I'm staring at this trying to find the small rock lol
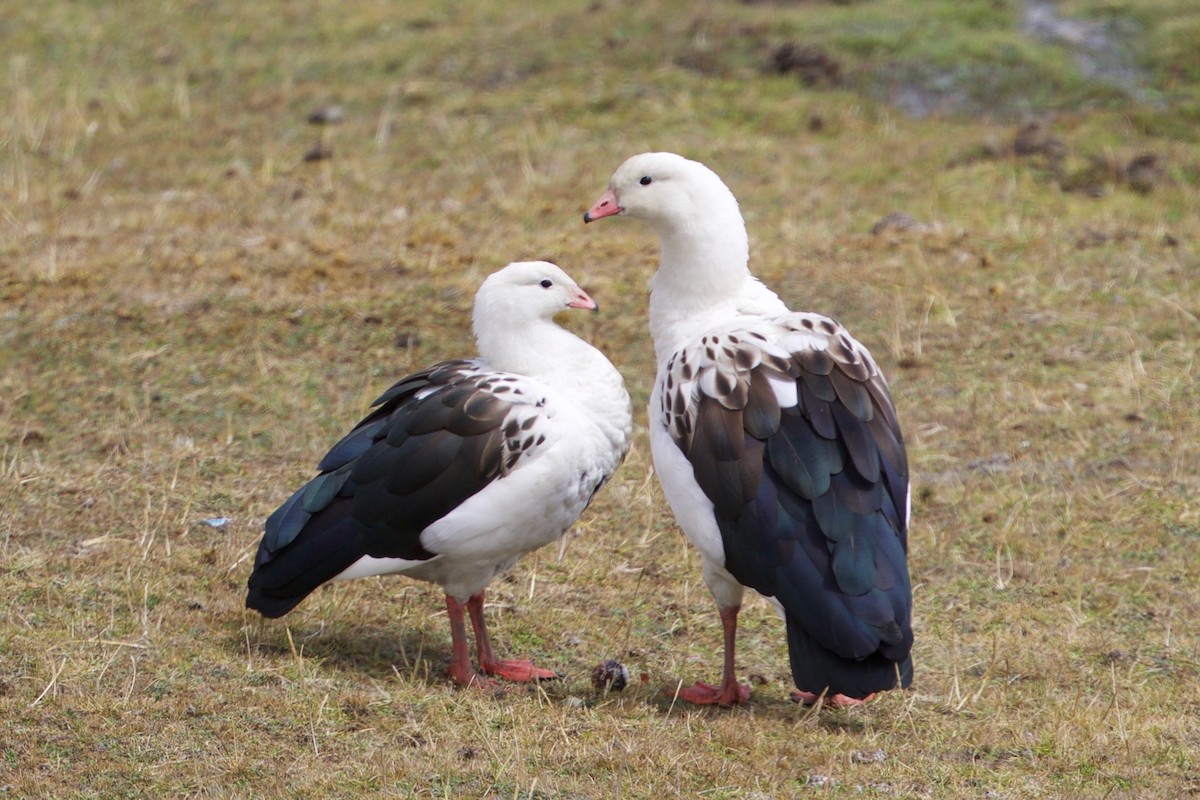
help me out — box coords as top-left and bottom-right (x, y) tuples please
(591, 659), (629, 692)
(303, 143), (333, 162)
(870, 212), (925, 235)
(196, 517), (230, 529)
(1008, 120), (1066, 166)
(307, 105), (345, 125)
(394, 331), (421, 349)
(1124, 152), (1165, 194)
(851, 748), (887, 764)
(1013, 119), (1050, 156)
(768, 43), (840, 86)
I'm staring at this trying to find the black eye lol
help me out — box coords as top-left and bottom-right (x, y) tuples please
(639, 176), (653, 186)
(539, 279), (553, 288)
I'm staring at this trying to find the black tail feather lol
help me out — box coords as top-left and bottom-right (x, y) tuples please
(246, 497), (365, 618)
(785, 613), (913, 699)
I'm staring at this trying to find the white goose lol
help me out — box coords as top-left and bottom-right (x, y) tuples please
(586, 154), (912, 706)
(247, 261), (632, 688)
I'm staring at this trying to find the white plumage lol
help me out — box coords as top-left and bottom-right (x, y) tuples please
(587, 153), (913, 706)
(247, 261), (632, 687)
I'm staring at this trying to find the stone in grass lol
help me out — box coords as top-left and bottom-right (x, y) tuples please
(303, 143), (333, 162)
(590, 659), (629, 692)
(803, 774), (833, 789)
(1125, 153), (1166, 195)
(851, 748), (887, 764)
(870, 212), (928, 235)
(394, 331), (422, 349)
(1013, 119), (1064, 161)
(307, 105), (345, 125)
(768, 43), (841, 87)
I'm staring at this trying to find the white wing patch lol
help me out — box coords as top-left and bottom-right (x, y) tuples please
(765, 370), (798, 408)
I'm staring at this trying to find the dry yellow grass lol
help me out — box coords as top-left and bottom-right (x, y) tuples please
(2, 2), (1198, 798)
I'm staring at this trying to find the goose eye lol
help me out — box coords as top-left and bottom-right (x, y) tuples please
(639, 176), (653, 186)
(539, 279), (553, 288)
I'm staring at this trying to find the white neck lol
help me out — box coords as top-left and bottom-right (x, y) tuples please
(476, 317), (631, 448)
(477, 316), (579, 379)
(646, 205), (784, 363)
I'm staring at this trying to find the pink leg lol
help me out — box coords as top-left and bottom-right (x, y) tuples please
(466, 592), (559, 683)
(791, 689), (877, 708)
(677, 606), (751, 706)
(444, 594), (492, 687)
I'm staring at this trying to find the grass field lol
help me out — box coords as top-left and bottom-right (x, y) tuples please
(3, 1), (1199, 797)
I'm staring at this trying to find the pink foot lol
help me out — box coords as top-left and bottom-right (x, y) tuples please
(460, 673), (505, 691)
(791, 689), (876, 707)
(482, 658), (560, 683)
(447, 664), (505, 692)
(676, 680), (751, 706)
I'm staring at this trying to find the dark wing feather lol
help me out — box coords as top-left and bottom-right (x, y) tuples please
(686, 417), (755, 520)
(829, 368), (873, 420)
(831, 401), (880, 484)
(666, 317), (912, 698)
(742, 373), (781, 439)
(766, 410), (831, 500)
(796, 347), (834, 376)
(247, 359), (532, 617)
(800, 380), (838, 440)
(801, 371), (837, 402)
(316, 417), (389, 472)
(247, 496), (364, 618)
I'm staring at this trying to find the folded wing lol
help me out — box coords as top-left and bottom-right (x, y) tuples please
(247, 359), (552, 617)
(660, 314), (913, 695)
